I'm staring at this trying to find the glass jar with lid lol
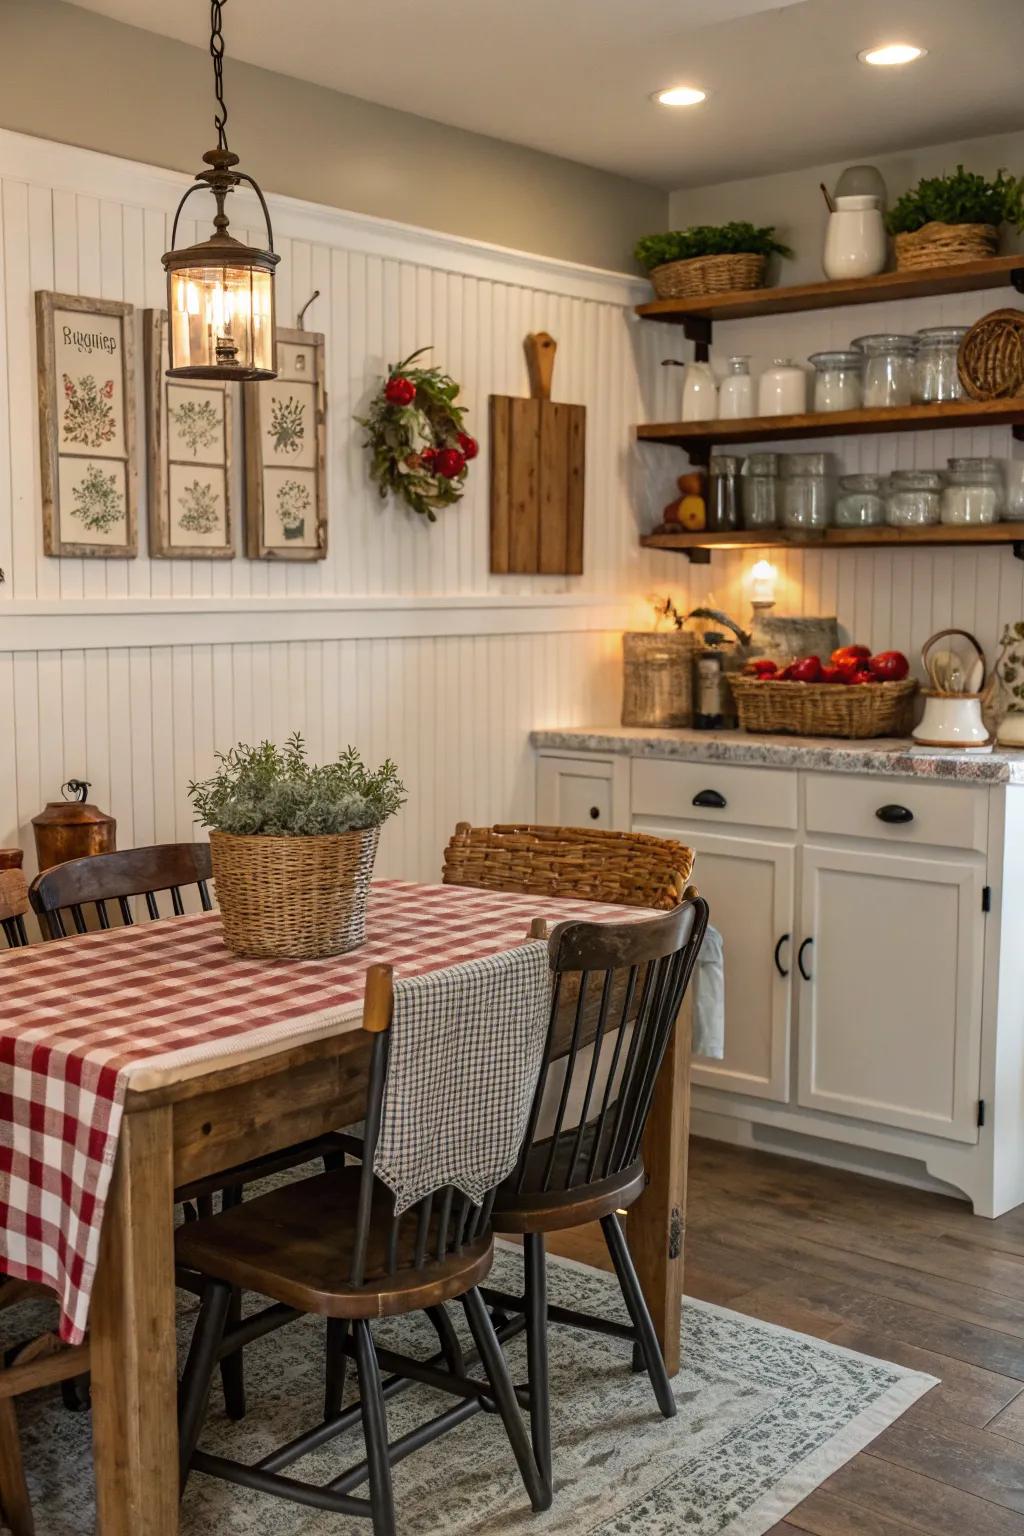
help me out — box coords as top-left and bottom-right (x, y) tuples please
(834, 473), (886, 527)
(718, 356), (755, 420)
(808, 351), (863, 413)
(707, 454), (742, 531)
(740, 451), (778, 528)
(779, 452), (833, 530)
(852, 333), (916, 408)
(914, 326), (969, 404)
(885, 469), (943, 526)
(941, 457), (1005, 525)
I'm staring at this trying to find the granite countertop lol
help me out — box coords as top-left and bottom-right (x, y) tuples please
(530, 725), (1024, 784)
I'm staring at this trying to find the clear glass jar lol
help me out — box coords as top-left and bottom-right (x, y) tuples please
(941, 457), (1005, 525)
(914, 326), (968, 403)
(779, 452), (832, 530)
(707, 454), (742, 531)
(852, 333), (916, 408)
(885, 469), (943, 526)
(718, 356), (754, 420)
(834, 473), (886, 527)
(740, 451), (778, 528)
(808, 350), (863, 412)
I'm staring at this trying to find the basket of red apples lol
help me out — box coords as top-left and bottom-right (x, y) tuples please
(728, 646), (916, 738)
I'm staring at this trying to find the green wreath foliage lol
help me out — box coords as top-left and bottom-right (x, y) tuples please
(356, 348), (474, 522)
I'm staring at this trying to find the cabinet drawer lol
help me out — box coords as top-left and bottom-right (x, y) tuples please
(632, 759), (797, 830)
(536, 755), (614, 828)
(804, 773), (988, 854)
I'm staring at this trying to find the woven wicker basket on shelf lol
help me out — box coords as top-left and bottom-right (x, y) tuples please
(442, 822), (694, 910)
(893, 221), (999, 271)
(649, 252), (766, 300)
(622, 631), (695, 728)
(209, 825), (380, 959)
(728, 677), (917, 740)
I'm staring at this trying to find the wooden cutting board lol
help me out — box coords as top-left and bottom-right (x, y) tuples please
(489, 333), (585, 575)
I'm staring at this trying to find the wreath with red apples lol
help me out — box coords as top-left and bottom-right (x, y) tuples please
(356, 348), (477, 522)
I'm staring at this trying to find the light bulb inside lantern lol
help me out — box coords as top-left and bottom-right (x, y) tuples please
(749, 560), (778, 607)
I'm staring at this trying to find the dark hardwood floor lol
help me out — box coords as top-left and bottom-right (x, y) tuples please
(553, 1137), (1024, 1536)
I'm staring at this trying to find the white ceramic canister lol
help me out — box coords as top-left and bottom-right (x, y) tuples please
(681, 360), (718, 422)
(822, 195), (887, 280)
(717, 356), (754, 420)
(757, 359), (806, 417)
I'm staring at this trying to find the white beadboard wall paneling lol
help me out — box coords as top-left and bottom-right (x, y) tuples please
(667, 282), (1024, 663)
(0, 128), (688, 873)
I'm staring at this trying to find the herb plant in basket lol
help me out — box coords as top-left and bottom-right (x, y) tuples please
(634, 222), (793, 301)
(887, 165), (1024, 270)
(189, 734), (406, 959)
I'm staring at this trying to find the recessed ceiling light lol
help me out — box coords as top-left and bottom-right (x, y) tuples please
(858, 42), (927, 66)
(653, 85), (708, 107)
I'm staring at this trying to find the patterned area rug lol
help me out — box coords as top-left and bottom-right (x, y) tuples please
(10, 1242), (935, 1535)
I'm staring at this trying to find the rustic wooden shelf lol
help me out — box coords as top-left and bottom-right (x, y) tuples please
(637, 397), (1024, 461)
(641, 522), (1024, 564)
(635, 254), (1024, 340)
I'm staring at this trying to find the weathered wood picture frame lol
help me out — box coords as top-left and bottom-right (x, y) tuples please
(244, 327), (327, 561)
(36, 290), (138, 559)
(144, 310), (234, 560)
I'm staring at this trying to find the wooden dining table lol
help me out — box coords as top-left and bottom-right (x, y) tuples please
(2, 880), (693, 1536)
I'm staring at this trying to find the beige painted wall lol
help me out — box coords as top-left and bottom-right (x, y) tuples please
(0, 0), (666, 271)
(669, 127), (1024, 284)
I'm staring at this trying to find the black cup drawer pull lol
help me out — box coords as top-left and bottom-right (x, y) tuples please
(589, 805), (601, 820)
(876, 804), (914, 825)
(797, 937), (814, 981)
(692, 789), (727, 809)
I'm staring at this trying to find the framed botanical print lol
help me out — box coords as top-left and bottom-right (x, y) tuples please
(244, 328), (327, 560)
(36, 291), (138, 558)
(144, 310), (234, 559)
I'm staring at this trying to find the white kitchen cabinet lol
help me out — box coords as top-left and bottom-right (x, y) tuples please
(535, 753), (628, 830)
(797, 844), (985, 1143)
(643, 824), (793, 1102)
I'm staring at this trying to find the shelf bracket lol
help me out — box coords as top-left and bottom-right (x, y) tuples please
(684, 547), (712, 564)
(682, 316), (712, 360)
(1013, 424), (1024, 443)
(1013, 542), (1024, 562)
(1011, 268), (1024, 295)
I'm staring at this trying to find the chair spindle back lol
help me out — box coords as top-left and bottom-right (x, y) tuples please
(29, 843), (213, 940)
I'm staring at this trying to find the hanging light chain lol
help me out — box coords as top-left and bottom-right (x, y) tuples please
(210, 0), (229, 151)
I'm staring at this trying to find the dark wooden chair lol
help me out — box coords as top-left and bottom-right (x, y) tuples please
(174, 961), (551, 1533)
(485, 897), (708, 1486)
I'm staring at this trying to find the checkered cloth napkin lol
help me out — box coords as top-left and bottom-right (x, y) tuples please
(374, 942), (551, 1214)
(0, 880), (648, 1343)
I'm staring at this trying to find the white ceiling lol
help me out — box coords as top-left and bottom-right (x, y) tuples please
(69, 0), (1023, 189)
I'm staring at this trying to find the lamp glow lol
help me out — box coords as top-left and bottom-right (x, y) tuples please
(858, 43), (926, 66)
(654, 85), (708, 107)
(749, 560), (778, 608)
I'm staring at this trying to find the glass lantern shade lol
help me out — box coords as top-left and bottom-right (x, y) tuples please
(165, 247), (277, 380)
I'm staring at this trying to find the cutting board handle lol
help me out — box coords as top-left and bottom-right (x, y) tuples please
(525, 332), (557, 402)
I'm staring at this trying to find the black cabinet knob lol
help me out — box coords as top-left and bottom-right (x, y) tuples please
(692, 789), (727, 809)
(876, 804), (914, 824)
(589, 805), (601, 820)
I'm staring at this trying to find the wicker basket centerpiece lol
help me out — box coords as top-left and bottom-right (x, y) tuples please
(887, 166), (1023, 272)
(188, 734), (406, 959)
(729, 676), (917, 739)
(635, 222), (792, 303)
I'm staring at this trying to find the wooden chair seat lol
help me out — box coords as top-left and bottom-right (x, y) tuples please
(493, 1135), (644, 1233)
(176, 1167), (494, 1320)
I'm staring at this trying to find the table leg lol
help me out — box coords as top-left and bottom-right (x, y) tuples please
(91, 1105), (179, 1535)
(629, 991), (693, 1377)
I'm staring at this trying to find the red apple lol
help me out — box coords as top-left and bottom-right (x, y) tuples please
(819, 665), (846, 684)
(746, 657), (779, 677)
(837, 654), (873, 681)
(832, 644), (871, 666)
(868, 650), (910, 682)
(790, 655), (823, 684)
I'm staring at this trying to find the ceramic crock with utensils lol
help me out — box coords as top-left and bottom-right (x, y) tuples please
(912, 629), (992, 748)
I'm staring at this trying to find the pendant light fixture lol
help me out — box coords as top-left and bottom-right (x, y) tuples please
(162, 1), (279, 380)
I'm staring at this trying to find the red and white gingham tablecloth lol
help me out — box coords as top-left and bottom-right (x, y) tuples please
(0, 879), (649, 1343)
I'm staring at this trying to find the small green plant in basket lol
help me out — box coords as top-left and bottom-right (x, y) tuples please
(188, 733), (406, 838)
(887, 166), (1024, 235)
(634, 222), (793, 272)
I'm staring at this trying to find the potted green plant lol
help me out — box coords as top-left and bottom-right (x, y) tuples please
(634, 222), (793, 301)
(188, 734), (406, 959)
(887, 165), (1024, 270)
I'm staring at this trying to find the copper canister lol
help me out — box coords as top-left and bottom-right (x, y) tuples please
(31, 780), (116, 872)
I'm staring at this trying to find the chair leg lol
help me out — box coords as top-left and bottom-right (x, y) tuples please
(0, 1399), (34, 1536)
(324, 1319), (350, 1419)
(600, 1213), (676, 1420)
(353, 1319), (396, 1536)
(426, 1305), (465, 1378)
(178, 1281), (232, 1491)
(217, 1186), (246, 1422)
(523, 1233), (552, 1488)
(462, 1288), (551, 1512)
